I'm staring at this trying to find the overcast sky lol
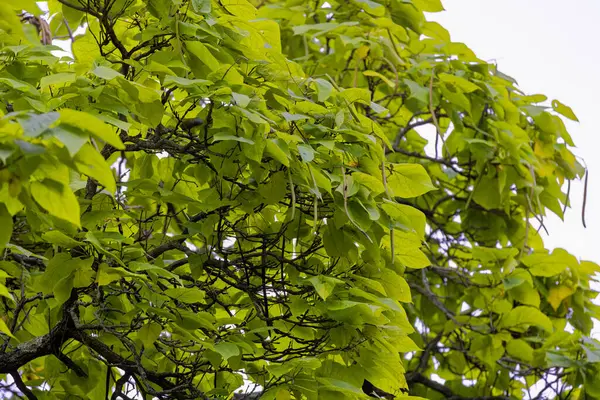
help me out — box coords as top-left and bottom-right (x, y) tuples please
(431, 0), (600, 266)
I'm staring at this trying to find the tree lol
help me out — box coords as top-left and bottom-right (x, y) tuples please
(0, 0), (597, 399)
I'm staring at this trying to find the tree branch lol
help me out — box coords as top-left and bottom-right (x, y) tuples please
(407, 372), (510, 400)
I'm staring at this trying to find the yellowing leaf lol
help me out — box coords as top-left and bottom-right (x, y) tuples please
(275, 389), (291, 400)
(355, 45), (370, 59)
(547, 285), (575, 311)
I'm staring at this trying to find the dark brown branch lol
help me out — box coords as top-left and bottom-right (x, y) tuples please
(407, 372), (510, 400)
(10, 370), (37, 400)
(54, 351), (88, 378)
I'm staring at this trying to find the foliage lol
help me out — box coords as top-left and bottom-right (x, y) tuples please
(0, 0), (598, 399)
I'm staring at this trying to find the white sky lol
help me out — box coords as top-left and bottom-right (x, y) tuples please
(431, 0), (600, 264)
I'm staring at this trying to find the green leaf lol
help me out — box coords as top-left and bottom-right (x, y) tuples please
(138, 322), (162, 348)
(396, 246), (430, 269)
(59, 110), (125, 150)
(266, 139), (290, 166)
(522, 248), (576, 277)
(307, 276), (341, 300)
(547, 285), (575, 311)
(0, 4), (25, 42)
(552, 99), (579, 121)
(164, 288), (205, 303)
(313, 78), (334, 102)
(0, 78), (38, 97)
(439, 73), (480, 93)
(92, 66), (123, 80)
(404, 79), (429, 103)
(395, 397), (429, 400)
(54, 273), (75, 304)
(212, 133), (254, 144)
(164, 75), (212, 87)
(73, 143), (117, 194)
(40, 73), (77, 88)
(41, 231), (83, 248)
(501, 306), (553, 333)
(412, 0), (444, 12)
(18, 112), (60, 137)
(379, 270), (412, 302)
(220, 0), (257, 17)
(214, 342), (240, 360)
(387, 163), (435, 198)
(0, 204), (12, 251)
(316, 378), (364, 396)
(50, 125), (89, 156)
(0, 282), (13, 302)
(85, 233), (126, 268)
(0, 317), (15, 339)
(232, 92), (251, 108)
(297, 144), (315, 163)
(506, 339), (534, 362)
(30, 179), (81, 227)
(282, 112), (309, 122)
(72, 27), (102, 67)
(185, 41), (220, 71)
(340, 88), (371, 105)
(351, 0), (385, 16)
(352, 172), (386, 196)
(422, 21), (450, 41)
(381, 202), (426, 237)
(191, 0), (211, 13)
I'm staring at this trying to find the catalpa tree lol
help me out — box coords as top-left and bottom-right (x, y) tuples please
(0, 0), (598, 399)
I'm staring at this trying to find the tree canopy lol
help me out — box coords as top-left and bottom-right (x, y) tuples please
(0, 0), (598, 399)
